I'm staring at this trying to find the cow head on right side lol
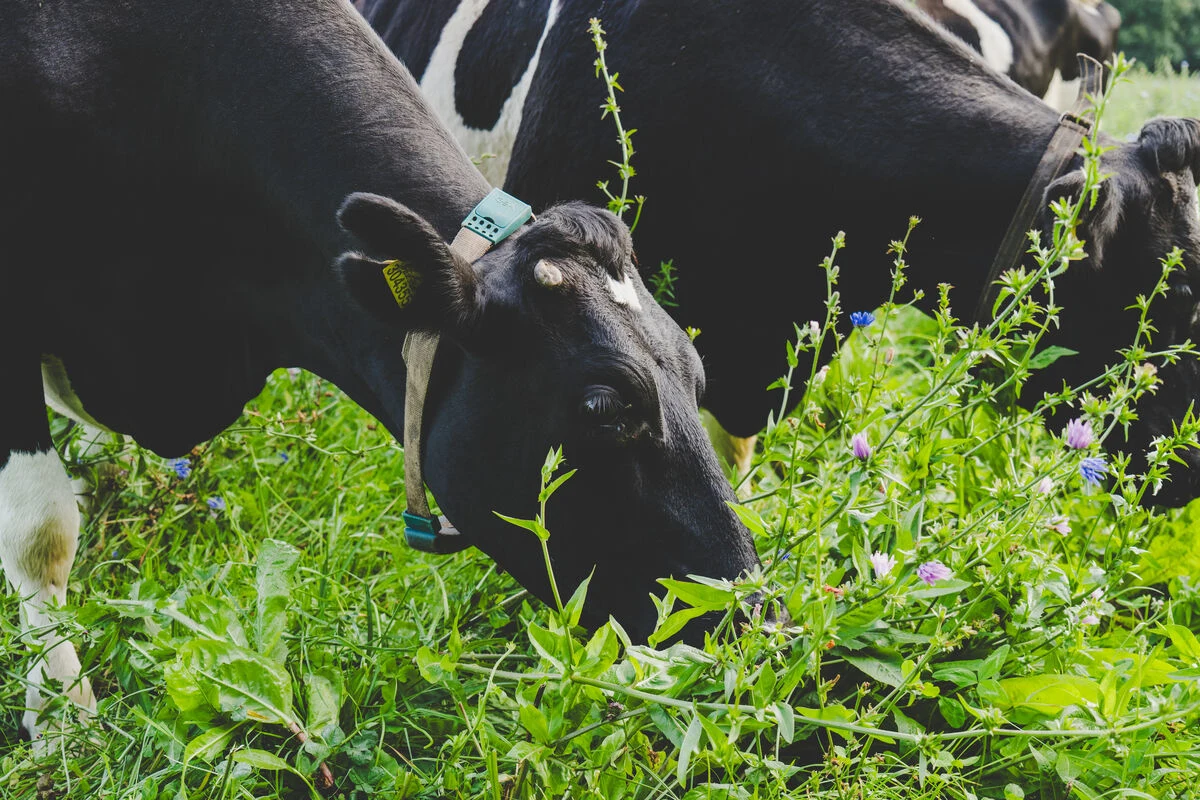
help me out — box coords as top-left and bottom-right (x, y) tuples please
(1033, 117), (1200, 505)
(334, 193), (762, 642)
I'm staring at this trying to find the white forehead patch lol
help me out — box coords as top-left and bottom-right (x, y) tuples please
(943, 0), (1014, 75)
(608, 274), (643, 311)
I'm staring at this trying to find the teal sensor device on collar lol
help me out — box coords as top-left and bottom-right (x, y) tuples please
(461, 188), (533, 244)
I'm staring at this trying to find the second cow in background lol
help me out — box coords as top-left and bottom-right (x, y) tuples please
(915, 0), (1122, 107)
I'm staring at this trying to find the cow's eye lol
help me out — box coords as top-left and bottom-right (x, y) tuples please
(580, 386), (624, 422)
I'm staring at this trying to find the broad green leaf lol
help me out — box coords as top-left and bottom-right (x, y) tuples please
(1161, 624), (1200, 661)
(933, 662), (981, 687)
(304, 665), (344, 735)
(527, 623), (567, 670)
(1080, 649), (1177, 686)
(796, 704), (860, 742)
(518, 700), (551, 744)
(978, 644), (1011, 681)
(908, 579), (971, 599)
(564, 571), (593, 628)
(648, 607), (707, 647)
(232, 748), (294, 772)
(1167, 666), (1200, 682)
(581, 622), (619, 676)
(939, 695), (967, 728)
(658, 578), (736, 611)
(165, 639), (296, 727)
(539, 468), (577, 504)
(892, 707), (923, 756)
(677, 713), (704, 785)
(255, 539), (300, 666)
(1027, 345), (1077, 370)
(994, 674), (1100, 715)
(773, 702), (795, 744)
(415, 647), (457, 685)
(751, 663), (777, 709)
(493, 512), (549, 541)
(183, 595), (248, 647)
(842, 652), (905, 688)
(183, 723), (240, 767)
(728, 503), (767, 537)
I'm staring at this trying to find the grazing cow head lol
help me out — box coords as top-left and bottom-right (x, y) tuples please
(1034, 118), (1200, 504)
(335, 193), (761, 641)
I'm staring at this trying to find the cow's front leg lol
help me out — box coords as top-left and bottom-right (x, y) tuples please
(1, 357), (94, 749)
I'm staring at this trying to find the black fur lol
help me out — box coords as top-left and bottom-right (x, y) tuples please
(3, 0), (759, 642)
(368, 0), (1200, 505)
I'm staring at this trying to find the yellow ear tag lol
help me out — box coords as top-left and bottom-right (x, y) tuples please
(382, 260), (422, 308)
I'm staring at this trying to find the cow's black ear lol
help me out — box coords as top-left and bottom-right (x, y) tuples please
(335, 192), (481, 333)
(1137, 117), (1200, 184)
(1044, 169), (1123, 269)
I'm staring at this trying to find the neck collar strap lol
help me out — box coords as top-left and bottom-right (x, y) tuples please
(401, 189), (533, 554)
(972, 54), (1104, 324)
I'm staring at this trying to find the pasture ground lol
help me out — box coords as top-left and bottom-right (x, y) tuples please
(3, 64), (1200, 799)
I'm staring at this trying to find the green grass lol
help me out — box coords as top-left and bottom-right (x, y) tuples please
(5, 62), (1200, 800)
(1103, 61), (1200, 138)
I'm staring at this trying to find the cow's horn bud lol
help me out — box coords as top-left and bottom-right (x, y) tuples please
(534, 260), (564, 288)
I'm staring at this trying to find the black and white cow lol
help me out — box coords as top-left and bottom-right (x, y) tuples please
(914, 0), (1122, 108)
(1, 0), (760, 744)
(364, 0), (1200, 500)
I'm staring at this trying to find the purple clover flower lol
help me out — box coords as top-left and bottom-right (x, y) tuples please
(1046, 515), (1071, 535)
(917, 560), (953, 586)
(1079, 456), (1107, 486)
(1064, 418), (1094, 450)
(851, 432), (872, 461)
(206, 496), (226, 512)
(869, 551), (897, 580)
(850, 311), (875, 328)
(168, 458), (191, 480)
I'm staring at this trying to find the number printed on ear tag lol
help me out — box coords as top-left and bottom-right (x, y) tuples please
(382, 260), (422, 308)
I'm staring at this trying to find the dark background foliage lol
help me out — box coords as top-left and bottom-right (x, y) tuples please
(1111, 0), (1200, 69)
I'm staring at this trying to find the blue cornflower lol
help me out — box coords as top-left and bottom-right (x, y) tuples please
(206, 496), (226, 511)
(850, 311), (875, 328)
(1079, 456), (1107, 486)
(849, 309), (878, 328)
(168, 458), (191, 480)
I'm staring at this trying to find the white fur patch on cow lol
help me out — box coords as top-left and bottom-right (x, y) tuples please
(608, 274), (643, 311)
(1043, 69), (1082, 113)
(420, 0), (562, 187)
(0, 450), (95, 745)
(944, 0), (1015, 75)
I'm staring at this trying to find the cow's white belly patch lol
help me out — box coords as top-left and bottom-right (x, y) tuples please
(421, 0), (562, 188)
(944, 0), (1015, 75)
(42, 356), (108, 431)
